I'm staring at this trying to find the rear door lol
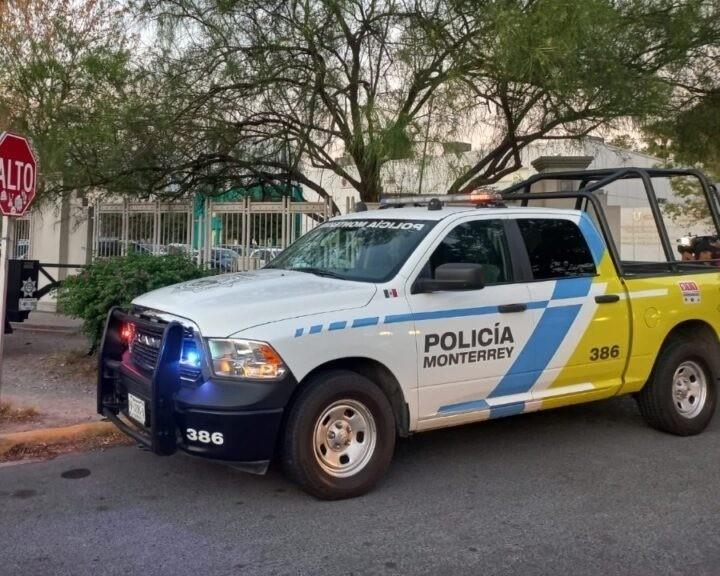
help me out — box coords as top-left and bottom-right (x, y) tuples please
(516, 215), (630, 409)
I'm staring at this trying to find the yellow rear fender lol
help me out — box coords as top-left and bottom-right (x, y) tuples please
(623, 318), (720, 395)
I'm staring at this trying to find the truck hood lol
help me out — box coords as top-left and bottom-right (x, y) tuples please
(132, 269), (377, 337)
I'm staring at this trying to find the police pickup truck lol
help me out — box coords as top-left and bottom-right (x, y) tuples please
(98, 168), (720, 499)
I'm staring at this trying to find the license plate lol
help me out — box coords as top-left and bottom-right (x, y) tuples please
(127, 393), (146, 425)
(18, 298), (37, 311)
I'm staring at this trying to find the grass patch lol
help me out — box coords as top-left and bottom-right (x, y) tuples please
(0, 429), (133, 463)
(0, 401), (39, 424)
(46, 349), (97, 382)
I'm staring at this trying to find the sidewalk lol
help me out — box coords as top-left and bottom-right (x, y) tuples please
(10, 310), (83, 333)
(0, 320), (133, 461)
(1, 326), (98, 434)
(0, 312), (136, 460)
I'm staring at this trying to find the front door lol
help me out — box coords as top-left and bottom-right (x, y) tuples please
(405, 217), (536, 426)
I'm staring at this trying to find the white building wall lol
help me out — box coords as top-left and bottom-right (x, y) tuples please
(26, 197), (89, 311)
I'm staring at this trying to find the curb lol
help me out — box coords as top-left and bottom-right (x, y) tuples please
(0, 421), (117, 457)
(10, 323), (82, 335)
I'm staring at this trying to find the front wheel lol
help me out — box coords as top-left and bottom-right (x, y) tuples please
(637, 338), (718, 436)
(281, 370), (396, 500)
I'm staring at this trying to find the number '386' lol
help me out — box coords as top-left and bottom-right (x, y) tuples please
(589, 345), (620, 361)
(186, 428), (224, 445)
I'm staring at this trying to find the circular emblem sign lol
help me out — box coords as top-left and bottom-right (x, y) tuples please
(0, 132), (38, 217)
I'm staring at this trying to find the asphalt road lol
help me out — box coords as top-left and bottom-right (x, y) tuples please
(1, 396), (719, 576)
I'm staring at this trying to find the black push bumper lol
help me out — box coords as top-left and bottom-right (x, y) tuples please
(97, 308), (294, 469)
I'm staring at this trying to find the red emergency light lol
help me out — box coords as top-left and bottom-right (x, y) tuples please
(120, 322), (135, 346)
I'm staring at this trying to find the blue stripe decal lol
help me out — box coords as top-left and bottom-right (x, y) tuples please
(438, 399), (489, 414)
(530, 304), (583, 369)
(488, 304), (583, 401)
(296, 295), (594, 338)
(385, 305), (498, 324)
(352, 317), (379, 328)
(437, 398), (527, 418)
(385, 300), (549, 325)
(439, 304), (584, 415)
(578, 212), (606, 265)
(551, 276), (593, 300)
(487, 347), (537, 399)
(488, 401), (527, 419)
(296, 278), (595, 337)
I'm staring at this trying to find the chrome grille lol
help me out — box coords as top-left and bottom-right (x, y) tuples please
(128, 320), (202, 384)
(130, 323), (164, 373)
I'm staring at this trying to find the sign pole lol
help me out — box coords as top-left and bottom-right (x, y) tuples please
(0, 215), (15, 402)
(0, 131), (37, 404)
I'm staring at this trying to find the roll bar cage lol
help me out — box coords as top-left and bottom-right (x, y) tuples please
(378, 167), (720, 277)
(499, 167), (720, 276)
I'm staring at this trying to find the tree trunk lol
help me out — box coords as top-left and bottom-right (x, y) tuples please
(357, 159), (383, 203)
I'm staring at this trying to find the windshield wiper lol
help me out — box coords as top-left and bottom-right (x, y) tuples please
(289, 267), (346, 279)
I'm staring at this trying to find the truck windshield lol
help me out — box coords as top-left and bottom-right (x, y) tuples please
(267, 219), (435, 282)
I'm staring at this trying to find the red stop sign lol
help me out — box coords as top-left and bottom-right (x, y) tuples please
(0, 132), (37, 217)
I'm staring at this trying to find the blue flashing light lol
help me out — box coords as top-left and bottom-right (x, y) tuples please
(183, 350), (201, 367)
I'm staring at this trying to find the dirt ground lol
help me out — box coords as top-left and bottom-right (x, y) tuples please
(0, 328), (99, 434)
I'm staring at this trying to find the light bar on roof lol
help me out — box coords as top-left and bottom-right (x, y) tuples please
(379, 188), (504, 207)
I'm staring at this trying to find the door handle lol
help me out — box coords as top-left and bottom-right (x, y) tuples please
(595, 294), (620, 304)
(498, 303), (527, 313)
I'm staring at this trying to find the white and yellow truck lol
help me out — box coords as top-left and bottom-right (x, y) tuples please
(98, 168), (720, 499)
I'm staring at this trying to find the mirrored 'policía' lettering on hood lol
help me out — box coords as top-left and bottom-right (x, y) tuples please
(132, 269), (377, 337)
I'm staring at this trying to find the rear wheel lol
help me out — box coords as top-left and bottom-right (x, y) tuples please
(281, 370), (396, 500)
(637, 338), (717, 436)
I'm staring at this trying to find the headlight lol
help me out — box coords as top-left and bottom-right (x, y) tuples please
(207, 339), (287, 380)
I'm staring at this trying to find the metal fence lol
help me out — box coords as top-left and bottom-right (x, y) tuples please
(13, 216), (31, 259)
(0, 215), (31, 259)
(93, 197), (335, 272)
(94, 201), (193, 258)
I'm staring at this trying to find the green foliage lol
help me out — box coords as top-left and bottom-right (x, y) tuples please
(2, 0), (719, 204)
(643, 50), (720, 224)
(608, 134), (644, 153)
(660, 175), (713, 224)
(136, 0), (720, 201)
(56, 253), (208, 347)
(0, 1), (143, 203)
(646, 92), (720, 179)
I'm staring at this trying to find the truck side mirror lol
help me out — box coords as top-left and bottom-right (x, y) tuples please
(412, 263), (485, 294)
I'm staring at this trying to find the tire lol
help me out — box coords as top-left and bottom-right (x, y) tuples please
(281, 370), (396, 500)
(637, 337), (718, 436)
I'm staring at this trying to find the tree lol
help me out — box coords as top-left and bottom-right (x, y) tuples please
(0, 0), (140, 203)
(135, 0), (720, 202)
(645, 47), (720, 178)
(642, 42), (720, 224)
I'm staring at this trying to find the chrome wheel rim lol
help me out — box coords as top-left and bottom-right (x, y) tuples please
(673, 360), (708, 419)
(313, 399), (376, 478)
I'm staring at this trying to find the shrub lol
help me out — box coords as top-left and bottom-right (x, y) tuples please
(56, 253), (208, 348)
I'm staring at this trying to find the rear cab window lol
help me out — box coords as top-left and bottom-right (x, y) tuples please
(517, 219), (597, 280)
